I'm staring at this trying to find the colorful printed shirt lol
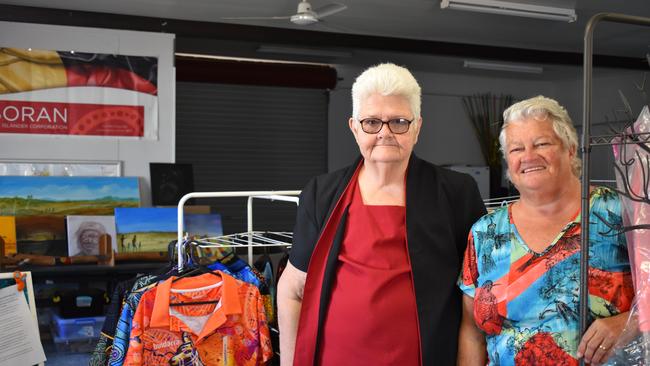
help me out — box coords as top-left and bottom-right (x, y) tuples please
(207, 259), (262, 290)
(208, 257), (274, 323)
(108, 275), (159, 366)
(90, 279), (132, 366)
(459, 187), (634, 365)
(123, 271), (272, 366)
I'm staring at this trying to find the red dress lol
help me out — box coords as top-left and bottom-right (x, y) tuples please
(318, 182), (421, 365)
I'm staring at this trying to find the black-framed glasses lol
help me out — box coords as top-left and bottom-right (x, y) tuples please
(358, 118), (413, 134)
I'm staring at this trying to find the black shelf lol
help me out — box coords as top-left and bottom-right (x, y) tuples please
(5, 262), (168, 279)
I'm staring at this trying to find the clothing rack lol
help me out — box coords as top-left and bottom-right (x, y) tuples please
(483, 195), (519, 210)
(580, 12), (650, 362)
(176, 190), (300, 271)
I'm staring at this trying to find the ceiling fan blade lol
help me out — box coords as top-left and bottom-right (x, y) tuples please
(221, 15), (292, 20)
(313, 3), (347, 18)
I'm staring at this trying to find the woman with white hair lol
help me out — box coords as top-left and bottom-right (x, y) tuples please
(278, 63), (486, 365)
(458, 96), (634, 365)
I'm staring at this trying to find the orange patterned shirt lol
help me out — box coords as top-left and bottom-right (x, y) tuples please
(123, 271), (272, 366)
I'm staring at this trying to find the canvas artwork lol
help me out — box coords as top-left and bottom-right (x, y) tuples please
(0, 216), (16, 254)
(15, 216), (67, 256)
(66, 216), (116, 256)
(150, 163), (194, 206)
(114, 207), (176, 253)
(0, 176), (140, 216)
(185, 214), (223, 239)
(184, 213), (226, 262)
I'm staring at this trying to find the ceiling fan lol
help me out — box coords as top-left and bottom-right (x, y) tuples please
(222, 0), (347, 26)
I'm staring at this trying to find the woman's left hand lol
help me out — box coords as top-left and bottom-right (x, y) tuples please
(577, 311), (629, 365)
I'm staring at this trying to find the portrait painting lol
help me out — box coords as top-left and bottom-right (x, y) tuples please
(66, 215), (116, 256)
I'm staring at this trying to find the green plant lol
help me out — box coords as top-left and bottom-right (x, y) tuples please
(462, 93), (515, 167)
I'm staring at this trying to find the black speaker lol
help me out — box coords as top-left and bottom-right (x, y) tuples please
(150, 163), (195, 206)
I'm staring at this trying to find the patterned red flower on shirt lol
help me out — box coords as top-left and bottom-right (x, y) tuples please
(515, 332), (576, 366)
(462, 233), (479, 287)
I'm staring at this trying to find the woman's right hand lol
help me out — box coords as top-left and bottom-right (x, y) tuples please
(277, 261), (307, 366)
(577, 311), (629, 365)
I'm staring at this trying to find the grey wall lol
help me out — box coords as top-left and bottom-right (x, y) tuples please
(328, 61), (649, 189)
(1, 19), (645, 195)
(328, 63), (557, 172)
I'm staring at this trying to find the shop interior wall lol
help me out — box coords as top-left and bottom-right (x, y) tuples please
(328, 63), (557, 172)
(329, 61), (648, 189)
(0, 21), (175, 206)
(1, 19), (645, 202)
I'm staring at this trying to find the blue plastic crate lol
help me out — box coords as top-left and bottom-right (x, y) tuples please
(51, 313), (105, 341)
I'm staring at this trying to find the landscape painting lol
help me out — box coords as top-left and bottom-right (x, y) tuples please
(185, 213), (226, 261)
(15, 215), (67, 256)
(185, 214), (223, 239)
(0, 216), (16, 254)
(114, 207), (176, 252)
(0, 176), (140, 216)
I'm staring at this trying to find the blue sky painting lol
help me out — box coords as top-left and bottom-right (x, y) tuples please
(0, 176), (140, 216)
(115, 209), (223, 236)
(186, 214), (223, 237)
(115, 207), (177, 233)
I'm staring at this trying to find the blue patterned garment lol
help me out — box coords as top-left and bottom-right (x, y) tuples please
(207, 257), (262, 289)
(107, 275), (157, 366)
(458, 187), (634, 366)
(89, 280), (132, 366)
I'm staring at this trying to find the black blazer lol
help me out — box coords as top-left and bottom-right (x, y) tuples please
(290, 154), (486, 366)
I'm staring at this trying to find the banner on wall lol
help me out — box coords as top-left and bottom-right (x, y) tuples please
(0, 48), (158, 138)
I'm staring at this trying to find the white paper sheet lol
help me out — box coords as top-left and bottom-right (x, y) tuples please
(0, 284), (46, 366)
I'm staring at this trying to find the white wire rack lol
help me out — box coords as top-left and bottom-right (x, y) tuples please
(483, 195), (520, 210)
(176, 191), (301, 271)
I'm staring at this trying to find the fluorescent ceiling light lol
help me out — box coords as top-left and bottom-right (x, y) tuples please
(257, 45), (353, 58)
(441, 0), (577, 22)
(464, 60), (544, 74)
(174, 52), (330, 66)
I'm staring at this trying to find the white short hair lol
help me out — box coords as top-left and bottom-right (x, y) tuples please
(500, 95), (582, 177)
(351, 63), (421, 121)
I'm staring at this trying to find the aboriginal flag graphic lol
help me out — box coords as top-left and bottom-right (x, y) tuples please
(0, 48), (158, 137)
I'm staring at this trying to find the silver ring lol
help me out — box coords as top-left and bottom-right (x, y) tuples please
(599, 345), (608, 350)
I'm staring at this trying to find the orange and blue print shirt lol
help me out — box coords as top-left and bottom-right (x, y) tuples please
(123, 271), (272, 366)
(459, 187), (634, 365)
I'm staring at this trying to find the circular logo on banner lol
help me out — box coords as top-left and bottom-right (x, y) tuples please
(71, 107), (143, 136)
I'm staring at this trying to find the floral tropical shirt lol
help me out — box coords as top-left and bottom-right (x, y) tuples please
(459, 187), (634, 365)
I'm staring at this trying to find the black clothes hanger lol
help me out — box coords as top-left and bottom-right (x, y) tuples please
(172, 264), (220, 282)
(169, 265), (223, 307)
(184, 238), (238, 268)
(217, 249), (238, 266)
(169, 299), (221, 307)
